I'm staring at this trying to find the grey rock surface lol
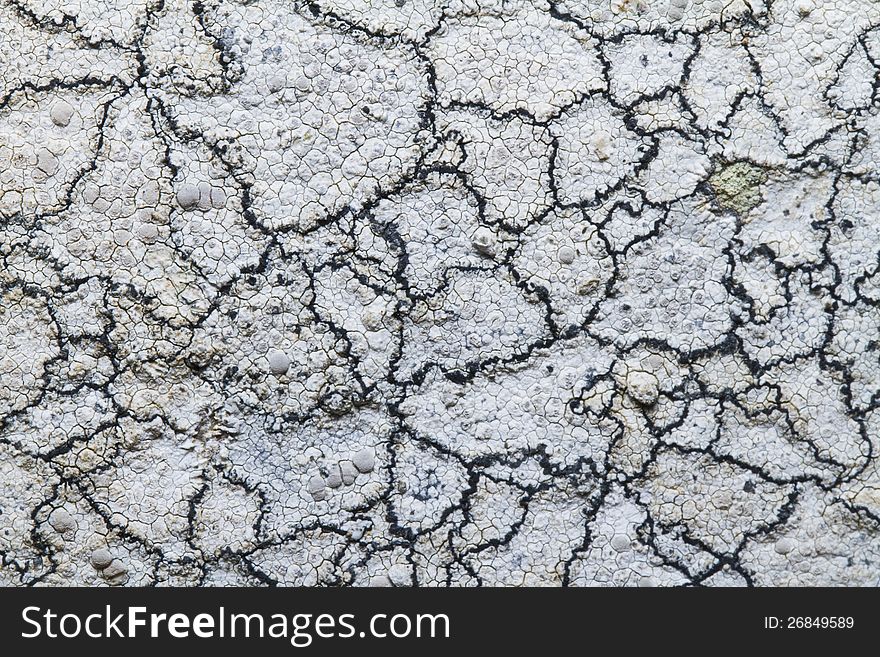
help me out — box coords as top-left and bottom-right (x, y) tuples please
(0, 0), (879, 587)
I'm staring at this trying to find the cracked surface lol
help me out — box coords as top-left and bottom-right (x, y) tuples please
(1, 0), (880, 587)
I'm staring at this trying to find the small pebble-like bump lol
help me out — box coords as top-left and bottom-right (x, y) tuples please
(137, 223), (160, 243)
(610, 534), (631, 552)
(352, 448), (376, 473)
(267, 349), (290, 375)
(325, 464), (343, 489)
(175, 184), (200, 210)
(307, 475), (327, 501)
(667, 0), (688, 21)
(592, 131), (612, 160)
(50, 100), (74, 127)
(626, 370), (660, 406)
(340, 460), (358, 485)
(0, 0), (871, 590)
(36, 148), (59, 175)
(558, 246), (576, 264)
(210, 187), (226, 208)
(795, 0), (813, 17)
(362, 308), (384, 332)
(576, 273), (600, 295)
(472, 227), (496, 257)
(48, 508), (76, 534)
(90, 548), (113, 570)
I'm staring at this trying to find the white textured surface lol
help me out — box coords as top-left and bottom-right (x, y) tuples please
(1, 0), (879, 586)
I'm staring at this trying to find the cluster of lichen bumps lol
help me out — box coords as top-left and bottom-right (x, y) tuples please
(1, 0), (879, 587)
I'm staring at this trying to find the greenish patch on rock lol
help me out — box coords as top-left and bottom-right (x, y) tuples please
(709, 161), (768, 215)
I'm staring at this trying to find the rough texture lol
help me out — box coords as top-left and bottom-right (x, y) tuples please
(1, 0), (879, 587)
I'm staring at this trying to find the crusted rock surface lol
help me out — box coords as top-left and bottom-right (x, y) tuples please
(1, 0), (879, 586)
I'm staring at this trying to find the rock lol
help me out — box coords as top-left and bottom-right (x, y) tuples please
(102, 559), (129, 585)
(50, 100), (74, 127)
(90, 548), (113, 570)
(667, 0), (688, 22)
(324, 391), (352, 416)
(352, 448), (376, 473)
(267, 74), (286, 93)
(361, 307), (385, 332)
(339, 460), (358, 485)
(795, 0), (813, 17)
(137, 222), (160, 243)
(307, 475), (327, 501)
(592, 130), (612, 160)
(197, 182), (226, 210)
(472, 227), (496, 257)
(388, 564), (411, 586)
(175, 184), (200, 210)
(557, 246), (576, 264)
(267, 348), (290, 375)
(369, 574), (392, 587)
(626, 369), (660, 406)
(325, 465), (343, 489)
(48, 508), (77, 534)
(610, 534), (631, 552)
